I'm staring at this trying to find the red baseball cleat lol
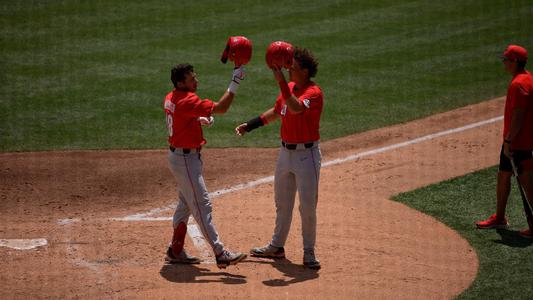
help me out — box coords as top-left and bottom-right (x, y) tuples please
(476, 214), (509, 229)
(519, 228), (532, 239)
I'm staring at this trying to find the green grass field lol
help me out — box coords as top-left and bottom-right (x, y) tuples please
(2, 1), (533, 297)
(1, 0), (532, 151)
(394, 167), (533, 299)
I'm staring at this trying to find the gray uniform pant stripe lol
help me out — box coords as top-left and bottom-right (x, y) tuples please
(167, 150), (224, 255)
(271, 145), (321, 250)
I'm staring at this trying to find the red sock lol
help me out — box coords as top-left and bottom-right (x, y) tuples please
(171, 222), (187, 255)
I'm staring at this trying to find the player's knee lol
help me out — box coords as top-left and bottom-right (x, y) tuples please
(275, 202), (291, 213)
(498, 170), (513, 180)
(299, 201), (317, 213)
(299, 207), (317, 223)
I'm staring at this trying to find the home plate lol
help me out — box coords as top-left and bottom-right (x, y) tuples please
(0, 239), (48, 250)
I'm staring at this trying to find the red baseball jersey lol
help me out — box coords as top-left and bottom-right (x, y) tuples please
(503, 70), (533, 150)
(163, 89), (215, 149)
(274, 81), (323, 143)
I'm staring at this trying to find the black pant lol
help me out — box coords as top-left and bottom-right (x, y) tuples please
(499, 145), (533, 174)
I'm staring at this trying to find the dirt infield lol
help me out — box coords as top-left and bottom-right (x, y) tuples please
(0, 97), (504, 299)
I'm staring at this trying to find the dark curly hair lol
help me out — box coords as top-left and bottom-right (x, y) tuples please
(294, 47), (318, 78)
(171, 63), (194, 88)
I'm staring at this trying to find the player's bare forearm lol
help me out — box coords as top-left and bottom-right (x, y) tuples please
(212, 91), (235, 114)
(285, 95), (304, 114)
(262, 107), (280, 123)
(506, 108), (526, 142)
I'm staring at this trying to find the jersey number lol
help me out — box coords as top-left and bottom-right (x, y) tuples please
(166, 114), (173, 137)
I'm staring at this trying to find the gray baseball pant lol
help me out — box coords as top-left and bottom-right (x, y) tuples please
(271, 143), (321, 251)
(167, 149), (224, 256)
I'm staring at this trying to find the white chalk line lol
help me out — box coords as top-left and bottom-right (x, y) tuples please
(61, 221), (103, 274)
(109, 176), (276, 222)
(0, 237), (102, 272)
(322, 115), (503, 167)
(57, 217), (81, 225)
(0, 239), (48, 250)
(112, 115), (503, 263)
(187, 218), (214, 264)
(109, 206), (175, 222)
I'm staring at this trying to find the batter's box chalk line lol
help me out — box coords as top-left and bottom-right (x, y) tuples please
(57, 217), (82, 225)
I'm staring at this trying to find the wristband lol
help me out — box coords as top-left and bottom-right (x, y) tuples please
(259, 114), (269, 125)
(245, 116), (265, 132)
(227, 81), (239, 94)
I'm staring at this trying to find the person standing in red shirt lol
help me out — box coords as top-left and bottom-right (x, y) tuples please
(235, 47), (324, 269)
(163, 63), (247, 268)
(476, 45), (533, 238)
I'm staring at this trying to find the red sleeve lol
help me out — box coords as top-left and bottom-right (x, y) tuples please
(176, 94), (215, 117)
(512, 81), (530, 109)
(297, 87), (323, 110)
(163, 92), (173, 113)
(273, 94), (284, 116)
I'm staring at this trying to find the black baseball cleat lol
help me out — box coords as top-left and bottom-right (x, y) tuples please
(165, 247), (201, 264)
(215, 250), (247, 269)
(303, 248), (321, 270)
(303, 260), (321, 270)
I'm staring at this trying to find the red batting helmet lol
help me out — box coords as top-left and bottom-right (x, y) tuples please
(265, 41), (294, 69)
(220, 36), (253, 67)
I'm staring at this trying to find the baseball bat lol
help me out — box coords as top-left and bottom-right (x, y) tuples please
(509, 158), (533, 232)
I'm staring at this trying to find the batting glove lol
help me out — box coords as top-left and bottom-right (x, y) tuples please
(198, 116), (214, 127)
(227, 65), (245, 94)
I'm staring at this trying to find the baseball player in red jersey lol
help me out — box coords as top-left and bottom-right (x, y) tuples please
(235, 47), (323, 269)
(476, 45), (533, 238)
(163, 63), (247, 268)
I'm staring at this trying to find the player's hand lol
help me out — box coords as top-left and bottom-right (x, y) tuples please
(232, 65), (245, 84)
(227, 65), (245, 95)
(235, 123), (248, 136)
(503, 142), (512, 158)
(271, 66), (285, 83)
(198, 116), (214, 127)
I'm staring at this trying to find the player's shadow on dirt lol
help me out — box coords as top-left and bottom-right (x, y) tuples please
(494, 228), (533, 248)
(248, 257), (319, 286)
(160, 263), (247, 284)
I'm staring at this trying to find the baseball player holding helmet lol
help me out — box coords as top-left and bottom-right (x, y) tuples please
(235, 42), (323, 269)
(476, 44), (533, 238)
(163, 36), (252, 268)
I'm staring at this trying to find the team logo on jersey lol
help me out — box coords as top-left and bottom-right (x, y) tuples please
(303, 99), (310, 108)
(164, 100), (175, 113)
(281, 104), (287, 116)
